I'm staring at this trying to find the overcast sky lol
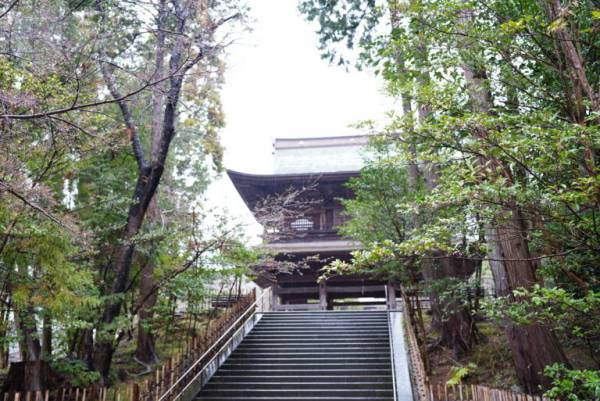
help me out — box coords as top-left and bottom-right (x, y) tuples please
(204, 1), (393, 239)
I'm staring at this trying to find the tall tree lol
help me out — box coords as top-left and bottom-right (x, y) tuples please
(0, 0), (246, 384)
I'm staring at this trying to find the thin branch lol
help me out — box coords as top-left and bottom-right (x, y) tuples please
(99, 58), (147, 169)
(0, 180), (75, 233)
(0, 0), (19, 20)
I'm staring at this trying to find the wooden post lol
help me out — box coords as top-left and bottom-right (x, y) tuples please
(131, 384), (139, 401)
(387, 281), (397, 310)
(319, 282), (327, 310)
(271, 285), (280, 311)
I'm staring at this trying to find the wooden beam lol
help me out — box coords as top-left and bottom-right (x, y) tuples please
(277, 286), (319, 295)
(326, 285), (386, 295)
(274, 303), (322, 311)
(333, 300), (387, 306)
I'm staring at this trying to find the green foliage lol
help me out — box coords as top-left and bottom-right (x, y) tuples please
(298, 0), (383, 67)
(51, 360), (101, 387)
(447, 362), (478, 386)
(335, 145), (414, 279)
(485, 286), (600, 365)
(544, 364), (600, 401)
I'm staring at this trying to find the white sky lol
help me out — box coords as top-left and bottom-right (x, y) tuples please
(204, 1), (393, 240)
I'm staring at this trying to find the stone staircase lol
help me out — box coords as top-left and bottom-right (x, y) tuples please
(195, 310), (395, 401)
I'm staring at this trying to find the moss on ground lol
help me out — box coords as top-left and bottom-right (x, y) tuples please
(427, 321), (520, 390)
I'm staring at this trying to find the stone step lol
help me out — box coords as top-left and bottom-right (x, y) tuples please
(254, 321), (388, 327)
(259, 311), (388, 315)
(240, 338), (389, 344)
(235, 342), (390, 349)
(258, 315), (388, 320)
(225, 356), (392, 364)
(231, 351), (391, 358)
(198, 389), (394, 398)
(257, 318), (388, 324)
(246, 330), (389, 340)
(215, 368), (393, 376)
(240, 341), (389, 347)
(221, 362), (392, 370)
(196, 397), (394, 401)
(209, 375), (393, 383)
(250, 328), (389, 335)
(202, 381), (392, 390)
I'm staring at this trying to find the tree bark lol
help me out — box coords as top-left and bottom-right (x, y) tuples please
(75, 328), (95, 369)
(41, 312), (51, 360)
(135, 263), (159, 364)
(15, 305), (41, 361)
(0, 296), (10, 369)
(93, 165), (165, 382)
(489, 205), (570, 393)
(134, 2), (166, 363)
(421, 254), (478, 357)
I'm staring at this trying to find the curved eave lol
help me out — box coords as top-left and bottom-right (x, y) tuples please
(227, 169), (360, 183)
(227, 169), (360, 209)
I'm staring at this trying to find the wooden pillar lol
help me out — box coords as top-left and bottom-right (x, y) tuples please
(387, 281), (397, 310)
(271, 285), (280, 311)
(319, 283), (327, 310)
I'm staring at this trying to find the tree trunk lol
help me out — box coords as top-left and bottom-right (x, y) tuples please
(135, 263), (159, 364)
(75, 328), (95, 369)
(439, 256), (479, 356)
(93, 165), (164, 382)
(489, 206), (570, 393)
(456, 3), (571, 391)
(422, 254), (478, 357)
(15, 305), (41, 362)
(0, 299), (9, 369)
(41, 312), (52, 360)
(134, 1), (166, 365)
(93, 64), (186, 381)
(12, 265), (40, 362)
